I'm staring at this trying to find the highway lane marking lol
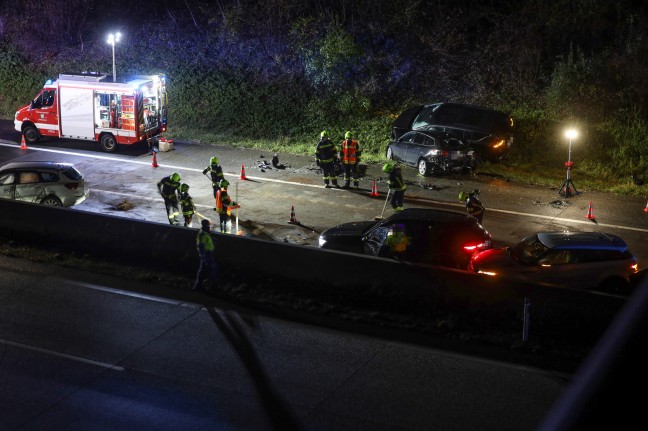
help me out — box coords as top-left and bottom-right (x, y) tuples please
(0, 141), (326, 189)
(0, 339), (125, 371)
(56, 278), (204, 309)
(3, 141), (648, 233)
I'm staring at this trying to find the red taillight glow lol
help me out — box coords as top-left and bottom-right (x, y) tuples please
(631, 263), (639, 273)
(65, 182), (79, 190)
(463, 241), (490, 254)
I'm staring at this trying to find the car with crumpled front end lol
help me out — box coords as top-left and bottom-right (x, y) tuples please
(385, 129), (475, 176)
(0, 161), (89, 207)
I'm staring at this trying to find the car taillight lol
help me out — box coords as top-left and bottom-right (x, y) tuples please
(65, 182), (79, 190)
(431, 149), (449, 157)
(631, 263), (639, 273)
(492, 140), (505, 149)
(463, 240), (490, 254)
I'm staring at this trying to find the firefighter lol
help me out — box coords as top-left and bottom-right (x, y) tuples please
(203, 156), (225, 209)
(382, 162), (406, 211)
(157, 172), (181, 225)
(179, 183), (196, 227)
(193, 219), (218, 291)
(315, 130), (339, 188)
(339, 131), (361, 188)
(215, 179), (237, 233)
(466, 189), (485, 224)
(384, 223), (411, 259)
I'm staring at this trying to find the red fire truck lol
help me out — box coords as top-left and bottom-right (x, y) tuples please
(14, 73), (168, 152)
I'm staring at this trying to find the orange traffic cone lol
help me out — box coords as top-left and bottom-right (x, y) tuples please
(644, 201), (648, 213)
(288, 205), (298, 224)
(20, 135), (28, 150)
(369, 179), (380, 197)
(240, 164), (248, 180)
(586, 201), (595, 220)
(151, 152), (158, 168)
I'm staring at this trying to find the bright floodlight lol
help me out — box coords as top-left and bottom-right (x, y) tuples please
(107, 32), (122, 82)
(565, 129), (578, 140)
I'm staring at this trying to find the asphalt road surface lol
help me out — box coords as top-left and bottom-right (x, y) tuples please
(0, 253), (567, 431)
(1, 120), (648, 267)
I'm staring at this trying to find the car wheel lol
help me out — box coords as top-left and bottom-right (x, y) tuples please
(23, 125), (40, 144)
(41, 195), (63, 207)
(100, 134), (118, 152)
(598, 277), (630, 295)
(386, 147), (394, 160)
(418, 159), (429, 176)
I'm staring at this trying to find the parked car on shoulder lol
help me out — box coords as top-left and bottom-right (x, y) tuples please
(0, 161), (89, 207)
(391, 102), (514, 162)
(318, 208), (492, 269)
(468, 231), (639, 294)
(385, 130), (475, 176)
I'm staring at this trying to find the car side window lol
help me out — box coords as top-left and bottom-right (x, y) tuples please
(40, 172), (59, 182)
(421, 135), (435, 146)
(19, 172), (40, 184)
(412, 133), (426, 145)
(0, 172), (15, 185)
(542, 250), (572, 265)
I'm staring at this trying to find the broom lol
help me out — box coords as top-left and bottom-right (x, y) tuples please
(374, 188), (391, 221)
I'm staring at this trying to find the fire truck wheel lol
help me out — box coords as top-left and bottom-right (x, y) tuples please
(100, 134), (118, 152)
(23, 125), (40, 144)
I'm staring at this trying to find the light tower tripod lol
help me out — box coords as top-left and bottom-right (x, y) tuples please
(559, 160), (578, 198)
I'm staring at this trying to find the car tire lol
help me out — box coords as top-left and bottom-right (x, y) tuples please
(41, 195), (63, 207)
(23, 125), (40, 145)
(598, 277), (630, 295)
(100, 133), (118, 152)
(417, 159), (429, 176)
(386, 147), (394, 160)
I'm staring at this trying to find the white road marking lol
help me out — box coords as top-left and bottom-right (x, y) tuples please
(0, 338), (125, 371)
(3, 141), (648, 233)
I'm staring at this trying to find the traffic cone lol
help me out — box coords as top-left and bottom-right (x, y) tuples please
(288, 205), (298, 224)
(644, 201), (648, 213)
(369, 179), (380, 197)
(240, 164), (247, 180)
(586, 201), (595, 220)
(151, 152), (158, 168)
(20, 135), (28, 150)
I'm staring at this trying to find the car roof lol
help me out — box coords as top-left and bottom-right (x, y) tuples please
(0, 161), (75, 171)
(537, 231), (629, 251)
(386, 208), (472, 224)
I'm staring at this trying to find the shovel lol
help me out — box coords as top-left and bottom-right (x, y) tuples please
(374, 188), (391, 221)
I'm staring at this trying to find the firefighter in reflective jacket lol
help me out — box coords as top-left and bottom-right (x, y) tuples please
(179, 183), (196, 227)
(193, 219), (218, 291)
(315, 130), (339, 188)
(202, 156), (225, 209)
(215, 179), (237, 233)
(340, 131), (361, 188)
(382, 162), (406, 211)
(157, 172), (181, 225)
(466, 189), (485, 224)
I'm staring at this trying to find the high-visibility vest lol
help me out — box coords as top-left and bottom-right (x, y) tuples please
(340, 139), (359, 164)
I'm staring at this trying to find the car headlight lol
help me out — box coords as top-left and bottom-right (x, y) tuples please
(318, 237), (327, 248)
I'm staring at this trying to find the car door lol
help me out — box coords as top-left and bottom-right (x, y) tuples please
(13, 170), (45, 203)
(0, 171), (16, 200)
(31, 89), (59, 137)
(405, 133), (436, 166)
(390, 132), (416, 164)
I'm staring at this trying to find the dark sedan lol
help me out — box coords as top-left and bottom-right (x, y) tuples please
(318, 208), (492, 269)
(385, 130), (475, 176)
(390, 102), (514, 162)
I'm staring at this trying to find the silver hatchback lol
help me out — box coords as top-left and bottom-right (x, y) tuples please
(0, 161), (89, 207)
(468, 231), (639, 294)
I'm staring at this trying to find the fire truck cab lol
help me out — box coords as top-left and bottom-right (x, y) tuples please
(14, 73), (168, 152)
